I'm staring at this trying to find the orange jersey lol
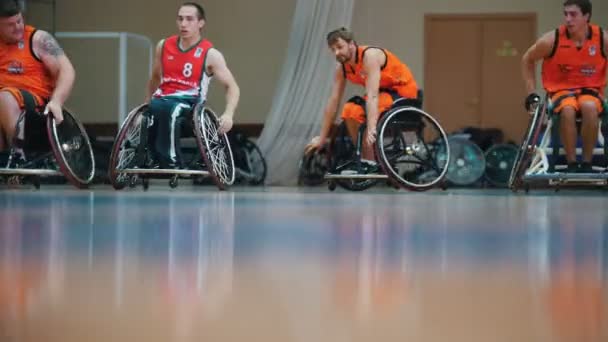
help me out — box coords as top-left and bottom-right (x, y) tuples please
(342, 45), (417, 92)
(0, 25), (54, 100)
(541, 25), (607, 93)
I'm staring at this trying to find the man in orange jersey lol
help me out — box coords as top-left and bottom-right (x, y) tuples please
(522, 0), (607, 173)
(305, 28), (419, 173)
(0, 0), (75, 155)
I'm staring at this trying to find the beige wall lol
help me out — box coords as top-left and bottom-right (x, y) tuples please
(25, 0), (608, 124)
(352, 0), (608, 91)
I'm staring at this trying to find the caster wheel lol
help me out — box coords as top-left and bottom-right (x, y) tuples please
(328, 181), (336, 192)
(32, 176), (41, 190)
(169, 176), (178, 189)
(128, 175), (138, 188)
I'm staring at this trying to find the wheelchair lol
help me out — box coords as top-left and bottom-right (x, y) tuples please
(324, 90), (450, 191)
(108, 102), (235, 190)
(228, 131), (267, 186)
(509, 93), (608, 192)
(0, 98), (95, 189)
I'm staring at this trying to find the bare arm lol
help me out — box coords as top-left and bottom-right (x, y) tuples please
(604, 29), (608, 60)
(362, 49), (383, 132)
(319, 64), (346, 143)
(522, 31), (555, 95)
(145, 40), (164, 103)
(207, 48), (240, 119)
(33, 30), (75, 107)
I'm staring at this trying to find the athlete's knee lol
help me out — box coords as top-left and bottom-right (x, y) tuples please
(0, 91), (20, 113)
(579, 100), (600, 117)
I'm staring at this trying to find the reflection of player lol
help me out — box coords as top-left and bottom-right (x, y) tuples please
(543, 215), (606, 341)
(0, 227), (48, 325)
(332, 209), (410, 319)
(160, 194), (235, 339)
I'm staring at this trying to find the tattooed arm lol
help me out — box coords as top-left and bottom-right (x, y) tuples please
(33, 30), (75, 122)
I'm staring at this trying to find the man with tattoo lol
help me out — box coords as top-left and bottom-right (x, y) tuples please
(305, 28), (419, 173)
(0, 0), (75, 153)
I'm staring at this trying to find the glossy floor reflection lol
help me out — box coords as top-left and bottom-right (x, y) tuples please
(0, 188), (607, 341)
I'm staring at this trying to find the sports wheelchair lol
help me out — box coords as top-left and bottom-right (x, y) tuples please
(323, 90), (450, 191)
(509, 93), (608, 192)
(0, 94), (95, 189)
(108, 102), (235, 190)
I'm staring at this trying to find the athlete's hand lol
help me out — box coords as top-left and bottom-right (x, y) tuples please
(366, 125), (377, 146)
(218, 114), (233, 134)
(304, 136), (322, 155)
(44, 100), (64, 124)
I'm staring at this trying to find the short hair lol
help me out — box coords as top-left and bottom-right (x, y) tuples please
(180, 2), (206, 21)
(0, 0), (24, 18)
(326, 27), (354, 45)
(563, 0), (592, 19)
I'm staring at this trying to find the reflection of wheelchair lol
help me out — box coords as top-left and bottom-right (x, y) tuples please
(510, 93), (608, 192)
(324, 90), (450, 191)
(108, 103), (235, 190)
(0, 98), (95, 189)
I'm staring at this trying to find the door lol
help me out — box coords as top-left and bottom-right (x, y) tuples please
(425, 15), (536, 143)
(425, 19), (482, 135)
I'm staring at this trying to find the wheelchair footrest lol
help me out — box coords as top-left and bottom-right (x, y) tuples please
(118, 168), (210, 176)
(523, 172), (608, 182)
(324, 173), (388, 180)
(0, 168), (62, 176)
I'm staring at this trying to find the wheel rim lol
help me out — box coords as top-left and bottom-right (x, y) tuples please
(197, 106), (235, 186)
(377, 107), (450, 189)
(49, 110), (95, 186)
(110, 105), (147, 188)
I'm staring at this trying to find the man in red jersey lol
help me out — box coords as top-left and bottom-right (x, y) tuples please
(522, 0), (608, 173)
(146, 2), (240, 169)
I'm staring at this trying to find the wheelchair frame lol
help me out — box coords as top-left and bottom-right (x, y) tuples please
(0, 109), (96, 189)
(108, 103), (235, 190)
(510, 94), (608, 192)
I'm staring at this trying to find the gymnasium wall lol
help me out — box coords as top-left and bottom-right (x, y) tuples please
(26, 0), (608, 126)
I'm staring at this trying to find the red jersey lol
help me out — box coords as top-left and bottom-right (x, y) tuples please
(154, 36), (213, 100)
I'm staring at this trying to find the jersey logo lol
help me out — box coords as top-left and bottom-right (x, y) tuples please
(580, 65), (597, 76)
(168, 55), (175, 61)
(194, 47), (203, 58)
(18, 41), (24, 49)
(7, 60), (23, 74)
(589, 45), (597, 56)
(557, 64), (573, 74)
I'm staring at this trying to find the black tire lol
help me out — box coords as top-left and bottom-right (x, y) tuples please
(47, 109), (95, 188)
(508, 98), (547, 191)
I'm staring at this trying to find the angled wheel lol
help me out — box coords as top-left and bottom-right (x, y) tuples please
(508, 98), (547, 192)
(47, 109), (95, 188)
(193, 105), (235, 190)
(108, 104), (149, 190)
(375, 106), (449, 191)
(329, 122), (378, 191)
(231, 134), (267, 185)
